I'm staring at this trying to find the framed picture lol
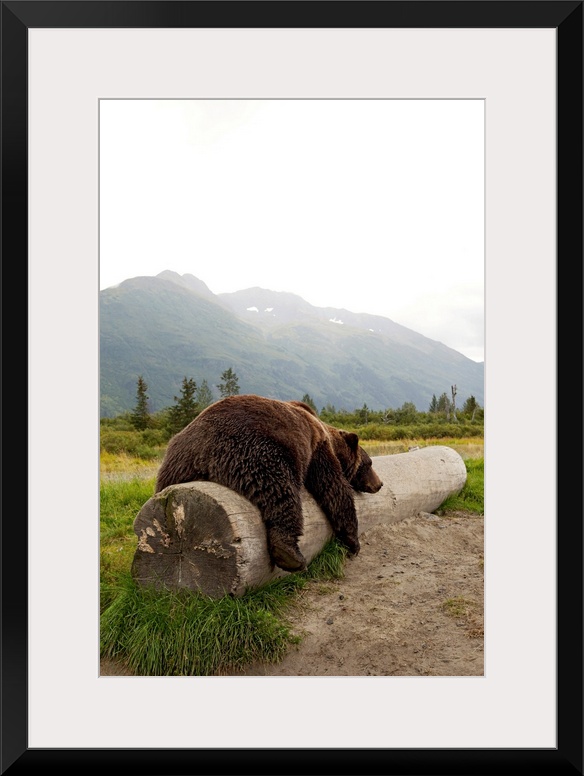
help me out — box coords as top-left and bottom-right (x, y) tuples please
(3, 1), (582, 773)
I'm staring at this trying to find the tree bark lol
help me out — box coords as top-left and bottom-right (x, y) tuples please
(131, 446), (467, 598)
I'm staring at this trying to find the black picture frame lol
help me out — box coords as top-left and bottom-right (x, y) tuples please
(2, 1), (582, 774)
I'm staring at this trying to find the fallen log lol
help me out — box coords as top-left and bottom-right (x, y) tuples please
(131, 446), (467, 598)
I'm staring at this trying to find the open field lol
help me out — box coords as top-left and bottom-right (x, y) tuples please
(100, 438), (484, 482)
(361, 438), (484, 460)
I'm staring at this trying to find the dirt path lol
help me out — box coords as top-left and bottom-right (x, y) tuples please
(101, 509), (483, 677)
(230, 510), (483, 677)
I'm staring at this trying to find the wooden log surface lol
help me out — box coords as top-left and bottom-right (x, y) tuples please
(131, 446), (467, 598)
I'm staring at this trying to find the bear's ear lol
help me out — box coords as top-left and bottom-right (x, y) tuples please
(342, 431), (359, 451)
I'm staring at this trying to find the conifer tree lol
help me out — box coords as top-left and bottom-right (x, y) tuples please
(168, 377), (198, 434)
(196, 379), (214, 409)
(437, 392), (451, 414)
(301, 394), (318, 413)
(131, 375), (150, 430)
(217, 368), (240, 398)
(357, 403), (370, 424)
(462, 395), (479, 421)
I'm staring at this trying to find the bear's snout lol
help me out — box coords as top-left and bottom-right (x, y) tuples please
(351, 466), (383, 494)
(363, 468), (383, 493)
(363, 478), (383, 494)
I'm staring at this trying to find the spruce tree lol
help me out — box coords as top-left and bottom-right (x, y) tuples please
(437, 392), (451, 414)
(357, 403), (370, 424)
(462, 395), (479, 421)
(168, 377), (198, 434)
(196, 379), (214, 409)
(131, 375), (150, 430)
(217, 368), (240, 398)
(301, 394), (318, 413)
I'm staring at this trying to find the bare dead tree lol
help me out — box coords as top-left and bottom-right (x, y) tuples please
(451, 384), (458, 422)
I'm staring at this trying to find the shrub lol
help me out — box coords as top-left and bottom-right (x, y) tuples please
(100, 428), (166, 459)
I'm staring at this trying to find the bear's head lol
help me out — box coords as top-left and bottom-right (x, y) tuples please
(330, 428), (383, 494)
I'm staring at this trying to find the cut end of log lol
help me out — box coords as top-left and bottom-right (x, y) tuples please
(131, 483), (255, 597)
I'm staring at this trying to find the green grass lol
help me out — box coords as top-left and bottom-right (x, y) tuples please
(438, 457), (484, 515)
(100, 450), (483, 675)
(100, 478), (155, 541)
(99, 473), (349, 674)
(100, 478), (156, 611)
(101, 572), (298, 676)
(100, 538), (348, 676)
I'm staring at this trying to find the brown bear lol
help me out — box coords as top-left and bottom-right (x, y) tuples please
(155, 394), (383, 573)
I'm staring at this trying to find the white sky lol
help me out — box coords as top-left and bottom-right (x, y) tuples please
(99, 99), (484, 362)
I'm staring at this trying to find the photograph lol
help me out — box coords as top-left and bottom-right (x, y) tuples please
(98, 96), (486, 680)
(3, 0), (582, 773)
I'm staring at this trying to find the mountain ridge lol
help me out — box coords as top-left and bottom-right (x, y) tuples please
(99, 271), (484, 417)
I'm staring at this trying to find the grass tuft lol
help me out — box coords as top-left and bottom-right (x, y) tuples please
(438, 457), (484, 515)
(100, 478), (155, 542)
(303, 538), (348, 579)
(100, 538), (349, 676)
(442, 596), (476, 619)
(101, 573), (300, 675)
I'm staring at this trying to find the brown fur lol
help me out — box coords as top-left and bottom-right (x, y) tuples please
(155, 394), (383, 572)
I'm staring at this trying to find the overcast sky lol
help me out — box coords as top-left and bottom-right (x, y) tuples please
(99, 99), (484, 362)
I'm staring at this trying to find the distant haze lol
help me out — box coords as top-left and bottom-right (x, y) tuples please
(100, 99), (484, 362)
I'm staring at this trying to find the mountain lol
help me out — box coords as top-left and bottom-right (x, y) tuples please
(100, 272), (484, 417)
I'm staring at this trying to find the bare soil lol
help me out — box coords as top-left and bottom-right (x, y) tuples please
(101, 509), (483, 677)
